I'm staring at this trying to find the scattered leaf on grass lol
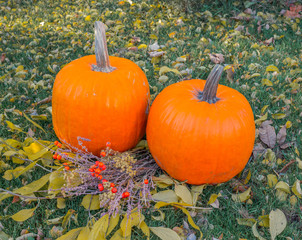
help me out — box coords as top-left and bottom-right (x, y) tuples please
(11, 205), (38, 222)
(152, 209), (165, 221)
(61, 209), (76, 230)
(14, 172), (51, 195)
(139, 221), (150, 238)
(209, 53), (224, 64)
(277, 126), (287, 145)
(57, 198), (66, 209)
(232, 187), (251, 202)
(152, 190), (179, 202)
(252, 223), (266, 240)
(89, 214), (109, 239)
(56, 227), (83, 240)
(259, 123), (276, 148)
(275, 181), (290, 201)
(296, 158), (302, 169)
(6, 121), (25, 133)
(152, 174), (174, 188)
(269, 209), (287, 240)
(266, 65), (279, 72)
(291, 180), (302, 198)
(23, 112), (46, 133)
(150, 227), (182, 240)
(258, 215), (269, 227)
(272, 113), (286, 119)
(81, 195), (100, 210)
(207, 193), (221, 208)
(120, 211), (144, 238)
(159, 66), (180, 75)
(77, 226), (91, 240)
(174, 184), (193, 205)
(237, 218), (257, 227)
(267, 174), (278, 188)
(106, 214), (120, 237)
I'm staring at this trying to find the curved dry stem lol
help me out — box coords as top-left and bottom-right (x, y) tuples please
(199, 64), (224, 104)
(91, 21), (116, 73)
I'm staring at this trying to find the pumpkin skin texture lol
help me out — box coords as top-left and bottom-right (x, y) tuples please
(52, 56), (150, 156)
(146, 68), (255, 185)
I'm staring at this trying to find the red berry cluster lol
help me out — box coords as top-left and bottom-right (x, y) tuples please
(89, 161), (106, 179)
(97, 180), (118, 194)
(53, 141), (70, 170)
(54, 140), (62, 148)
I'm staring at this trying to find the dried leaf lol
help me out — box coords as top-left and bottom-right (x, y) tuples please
(81, 195), (100, 210)
(267, 174), (278, 188)
(89, 214), (109, 239)
(269, 209), (287, 240)
(110, 229), (129, 240)
(149, 51), (165, 58)
(209, 53), (224, 64)
(266, 65), (279, 72)
(14, 173), (51, 195)
(152, 175), (173, 188)
(3, 166), (25, 181)
(297, 157), (302, 169)
(275, 181), (290, 201)
(23, 112), (46, 133)
(237, 218), (257, 227)
(272, 113), (286, 119)
(232, 187), (251, 202)
(252, 223), (266, 240)
(158, 75), (169, 83)
(174, 184), (193, 205)
(120, 211), (144, 238)
(139, 221), (150, 238)
(207, 193), (221, 208)
(277, 126), (287, 145)
(154, 201), (202, 236)
(62, 209), (75, 229)
(159, 66), (180, 75)
(151, 210), (165, 221)
(106, 214), (120, 236)
(152, 190), (179, 203)
(291, 180), (302, 198)
(77, 226), (91, 240)
(11, 206), (38, 222)
(5, 120), (25, 133)
(56, 228), (83, 240)
(150, 227), (181, 240)
(253, 143), (266, 158)
(275, 181), (290, 193)
(48, 170), (65, 197)
(258, 215), (269, 227)
(259, 123), (276, 148)
(57, 198), (66, 209)
(149, 42), (160, 51)
(255, 113), (268, 125)
(262, 79), (273, 86)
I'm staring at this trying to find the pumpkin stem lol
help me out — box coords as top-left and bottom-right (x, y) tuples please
(92, 21), (116, 73)
(200, 64), (224, 104)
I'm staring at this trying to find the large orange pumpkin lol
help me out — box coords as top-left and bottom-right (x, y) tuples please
(146, 65), (255, 185)
(52, 22), (150, 155)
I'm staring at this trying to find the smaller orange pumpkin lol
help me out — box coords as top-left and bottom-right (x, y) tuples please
(146, 65), (255, 185)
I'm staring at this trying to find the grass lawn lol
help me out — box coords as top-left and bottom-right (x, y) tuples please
(0, 0), (302, 239)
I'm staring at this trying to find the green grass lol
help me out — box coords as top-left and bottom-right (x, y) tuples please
(1, 0), (302, 239)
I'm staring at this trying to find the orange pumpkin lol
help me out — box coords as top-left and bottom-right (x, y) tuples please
(146, 65), (255, 185)
(52, 22), (150, 155)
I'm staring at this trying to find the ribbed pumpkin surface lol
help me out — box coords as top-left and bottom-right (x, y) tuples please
(146, 79), (255, 185)
(52, 55), (150, 155)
